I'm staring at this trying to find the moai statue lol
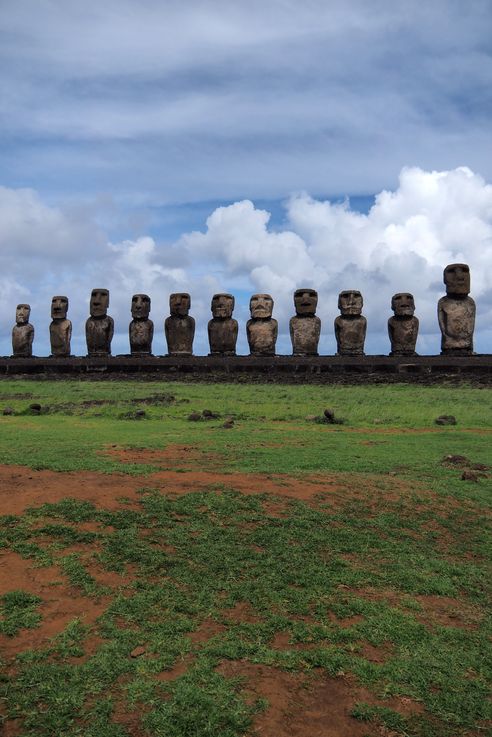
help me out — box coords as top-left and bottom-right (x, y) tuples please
(85, 288), (114, 357)
(12, 304), (34, 357)
(49, 296), (72, 357)
(129, 294), (153, 355)
(208, 293), (238, 355)
(438, 263), (475, 355)
(246, 294), (278, 356)
(334, 290), (366, 356)
(388, 293), (419, 356)
(165, 293), (195, 355)
(289, 288), (321, 356)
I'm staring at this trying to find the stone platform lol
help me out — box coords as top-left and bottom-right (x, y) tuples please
(0, 354), (491, 384)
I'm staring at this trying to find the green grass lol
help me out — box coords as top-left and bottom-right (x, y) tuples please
(0, 379), (490, 736)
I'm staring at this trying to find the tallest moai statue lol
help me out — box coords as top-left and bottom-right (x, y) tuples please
(438, 264), (475, 355)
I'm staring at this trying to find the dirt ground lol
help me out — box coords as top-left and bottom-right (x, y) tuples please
(0, 451), (480, 737)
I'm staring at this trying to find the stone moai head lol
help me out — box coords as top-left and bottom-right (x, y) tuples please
(51, 295), (69, 320)
(131, 293), (151, 320)
(338, 290), (363, 316)
(294, 288), (318, 316)
(250, 294), (274, 319)
(170, 293), (191, 317)
(391, 293), (415, 317)
(16, 304), (31, 325)
(211, 293), (234, 319)
(444, 263), (470, 297)
(90, 288), (109, 318)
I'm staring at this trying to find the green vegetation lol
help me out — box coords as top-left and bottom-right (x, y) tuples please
(0, 379), (490, 736)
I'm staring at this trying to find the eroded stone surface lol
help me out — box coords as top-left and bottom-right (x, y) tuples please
(86, 289), (114, 357)
(438, 264), (475, 355)
(247, 294), (278, 356)
(129, 294), (153, 355)
(165, 293), (195, 355)
(49, 296), (72, 357)
(335, 290), (366, 356)
(290, 289), (321, 356)
(12, 304), (34, 357)
(208, 293), (238, 355)
(388, 293), (419, 356)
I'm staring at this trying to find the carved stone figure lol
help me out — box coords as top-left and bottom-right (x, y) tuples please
(12, 304), (34, 357)
(86, 288), (114, 357)
(388, 293), (419, 356)
(49, 295), (72, 357)
(334, 290), (366, 355)
(438, 264), (475, 355)
(208, 293), (238, 355)
(165, 293), (195, 355)
(247, 294), (278, 356)
(129, 294), (153, 355)
(289, 288), (321, 356)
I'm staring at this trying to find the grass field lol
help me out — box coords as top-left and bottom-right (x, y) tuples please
(0, 379), (490, 737)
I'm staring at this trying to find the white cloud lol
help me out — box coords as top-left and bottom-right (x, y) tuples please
(0, 166), (491, 356)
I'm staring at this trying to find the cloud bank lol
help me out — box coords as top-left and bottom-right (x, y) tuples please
(1, 1), (491, 204)
(1, 167), (491, 356)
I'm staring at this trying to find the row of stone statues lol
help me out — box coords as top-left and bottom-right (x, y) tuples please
(10, 263), (476, 358)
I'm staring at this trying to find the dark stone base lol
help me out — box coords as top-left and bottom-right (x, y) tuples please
(0, 355), (491, 385)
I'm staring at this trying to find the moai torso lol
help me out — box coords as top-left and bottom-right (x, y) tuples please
(438, 264), (475, 355)
(12, 304), (34, 357)
(129, 294), (153, 355)
(388, 293), (419, 356)
(165, 293), (195, 355)
(289, 288), (320, 356)
(130, 320), (154, 354)
(86, 289), (113, 357)
(247, 294), (277, 356)
(49, 296), (72, 357)
(208, 294), (238, 355)
(335, 290), (366, 356)
(388, 317), (419, 355)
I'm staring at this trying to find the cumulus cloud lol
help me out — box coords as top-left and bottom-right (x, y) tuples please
(0, 166), (491, 356)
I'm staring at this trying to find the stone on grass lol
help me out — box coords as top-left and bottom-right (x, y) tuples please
(223, 418), (234, 429)
(188, 412), (202, 422)
(435, 415), (457, 426)
(2, 407), (14, 416)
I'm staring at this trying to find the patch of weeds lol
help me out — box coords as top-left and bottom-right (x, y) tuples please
(0, 590), (42, 636)
(59, 553), (104, 595)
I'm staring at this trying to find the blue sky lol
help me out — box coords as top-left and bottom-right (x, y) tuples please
(0, 0), (491, 356)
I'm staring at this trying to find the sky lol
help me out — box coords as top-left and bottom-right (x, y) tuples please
(1, 0), (491, 356)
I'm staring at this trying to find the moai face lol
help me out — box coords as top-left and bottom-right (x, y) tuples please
(51, 295), (69, 320)
(211, 293), (234, 319)
(338, 290), (363, 316)
(16, 304), (31, 324)
(250, 294), (274, 319)
(444, 263), (470, 296)
(90, 288), (109, 318)
(391, 293), (415, 317)
(170, 293), (191, 317)
(131, 293), (151, 320)
(294, 288), (318, 316)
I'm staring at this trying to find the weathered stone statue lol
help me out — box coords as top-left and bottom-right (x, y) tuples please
(208, 293), (238, 355)
(165, 293), (195, 355)
(334, 290), (366, 355)
(86, 288), (114, 357)
(247, 294), (278, 356)
(49, 295), (72, 357)
(129, 294), (153, 355)
(438, 263), (475, 355)
(388, 293), (419, 356)
(12, 304), (34, 357)
(289, 288), (321, 356)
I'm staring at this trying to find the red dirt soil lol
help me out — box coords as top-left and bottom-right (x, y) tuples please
(0, 458), (480, 737)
